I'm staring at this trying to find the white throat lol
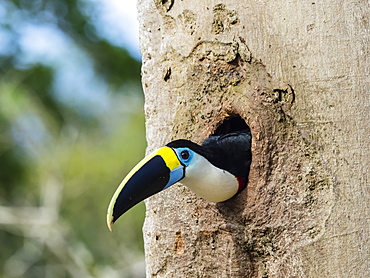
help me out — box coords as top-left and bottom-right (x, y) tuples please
(181, 153), (239, 203)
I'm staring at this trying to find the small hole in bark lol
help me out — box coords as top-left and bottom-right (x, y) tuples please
(164, 67), (171, 81)
(213, 115), (250, 136)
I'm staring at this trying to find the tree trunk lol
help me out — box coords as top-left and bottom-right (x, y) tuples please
(137, 0), (370, 277)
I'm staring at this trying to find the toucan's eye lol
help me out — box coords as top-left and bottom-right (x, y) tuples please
(180, 150), (189, 160)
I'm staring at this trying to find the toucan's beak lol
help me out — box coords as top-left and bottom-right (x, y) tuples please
(106, 147), (184, 231)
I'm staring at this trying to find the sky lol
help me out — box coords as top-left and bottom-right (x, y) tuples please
(89, 0), (140, 60)
(0, 0), (142, 152)
(0, 0), (141, 117)
(15, 0), (141, 63)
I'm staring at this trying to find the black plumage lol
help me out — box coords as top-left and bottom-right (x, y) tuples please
(167, 130), (252, 184)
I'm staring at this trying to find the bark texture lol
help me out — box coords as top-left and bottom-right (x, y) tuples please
(138, 0), (370, 277)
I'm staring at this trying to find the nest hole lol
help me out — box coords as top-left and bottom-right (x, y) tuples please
(213, 115), (250, 136)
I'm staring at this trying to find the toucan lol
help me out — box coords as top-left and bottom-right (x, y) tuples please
(106, 130), (252, 231)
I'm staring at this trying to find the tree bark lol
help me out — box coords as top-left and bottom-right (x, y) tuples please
(137, 0), (370, 277)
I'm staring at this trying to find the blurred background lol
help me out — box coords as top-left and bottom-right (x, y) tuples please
(0, 0), (147, 277)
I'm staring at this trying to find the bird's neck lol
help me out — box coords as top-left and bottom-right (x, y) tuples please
(181, 153), (239, 203)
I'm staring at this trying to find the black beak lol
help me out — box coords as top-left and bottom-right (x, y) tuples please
(106, 147), (184, 231)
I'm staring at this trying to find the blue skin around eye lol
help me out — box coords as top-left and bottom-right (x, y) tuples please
(174, 147), (194, 166)
(162, 147), (194, 190)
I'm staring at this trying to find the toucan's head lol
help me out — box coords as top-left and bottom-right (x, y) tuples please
(107, 132), (251, 231)
(106, 142), (196, 231)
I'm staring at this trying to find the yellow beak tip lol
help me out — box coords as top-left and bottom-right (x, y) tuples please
(107, 214), (114, 232)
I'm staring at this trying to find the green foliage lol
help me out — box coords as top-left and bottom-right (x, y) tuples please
(0, 0), (146, 277)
